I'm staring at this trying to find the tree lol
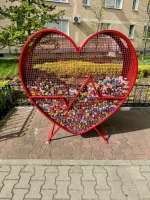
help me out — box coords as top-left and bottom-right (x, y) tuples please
(90, 0), (105, 33)
(131, 0), (150, 59)
(0, 0), (65, 50)
(84, 0), (105, 36)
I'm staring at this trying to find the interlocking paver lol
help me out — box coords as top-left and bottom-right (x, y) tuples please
(108, 181), (127, 200)
(122, 188), (139, 200)
(96, 190), (111, 200)
(5, 166), (24, 180)
(0, 172), (10, 189)
(69, 190), (83, 200)
(0, 180), (18, 199)
(1, 108), (150, 199)
(94, 167), (110, 190)
(54, 181), (70, 199)
(21, 165), (34, 173)
(140, 166), (150, 172)
(56, 166), (70, 181)
(41, 189), (56, 200)
(31, 166), (47, 181)
(15, 171), (33, 189)
(12, 189), (28, 200)
(1, 107), (150, 160)
(42, 172), (57, 190)
(0, 165), (10, 172)
(45, 166), (58, 173)
(69, 173), (83, 190)
(117, 167), (137, 190)
(135, 181), (150, 199)
(81, 166), (95, 181)
(25, 180), (44, 199)
(82, 181), (98, 199)
(129, 166), (146, 181)
(105, 166), (120, 181)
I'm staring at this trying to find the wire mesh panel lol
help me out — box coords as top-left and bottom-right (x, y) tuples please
(19, 29), (138, 135)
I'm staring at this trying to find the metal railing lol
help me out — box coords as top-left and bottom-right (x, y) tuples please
(123, 82), (150, 107)
(0, 84), (13, 117)
(0, 82), (150, 115)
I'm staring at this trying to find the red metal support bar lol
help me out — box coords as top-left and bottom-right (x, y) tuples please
(94, 125), (108, 144)
(46, 122), (60, 144)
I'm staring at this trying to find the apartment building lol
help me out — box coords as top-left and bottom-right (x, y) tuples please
(0, 0), (150, 55)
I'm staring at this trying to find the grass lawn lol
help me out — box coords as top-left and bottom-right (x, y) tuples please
(0, 58), (19, 80)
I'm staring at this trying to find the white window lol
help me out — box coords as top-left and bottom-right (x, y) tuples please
(47, 20), (69, 35)
(132, 0), (139, 11)
(105, 0), (123, 9)
(82, 0), (90, 6)
(100, 23), (111, 31)
(143, 26), (150, 39)
(45, 0), (68, 3)
(128, 25), (135, 39)
(100, 23), (111, 38)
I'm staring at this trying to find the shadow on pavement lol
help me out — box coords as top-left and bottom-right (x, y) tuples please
(0, 107), (34, 141)
(81, 107), (150, 140)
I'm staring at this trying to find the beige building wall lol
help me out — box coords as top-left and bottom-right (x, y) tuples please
(46, 0), (149, 48)
(0, 0), (149, 54)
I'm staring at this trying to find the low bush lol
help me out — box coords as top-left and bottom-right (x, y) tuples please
(138, 65), (150, 78)
(0, 81), (13, 119)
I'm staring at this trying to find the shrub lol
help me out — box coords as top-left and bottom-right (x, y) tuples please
(138, 65), (150, 78)
(0, 81), (12, 119)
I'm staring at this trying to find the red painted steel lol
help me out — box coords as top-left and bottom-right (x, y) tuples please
(19, 29), (138, 143)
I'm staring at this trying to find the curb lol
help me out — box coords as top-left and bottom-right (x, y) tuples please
(1, 159), (150, 166)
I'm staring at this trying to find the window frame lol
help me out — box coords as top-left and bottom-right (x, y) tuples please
(82, 0), (90, 6)
(100, 23), (111, 31)
(143, 25), (150, 39)
(132, 0), (139, 12)
(105, 0), (123, 9)
(128, 25), (135, 39)
(99, 23), (111, 38)
(47, 19), (69, 36)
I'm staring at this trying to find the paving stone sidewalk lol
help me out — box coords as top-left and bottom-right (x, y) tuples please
(0, 107), (150, 160)
(0, 107), (150, 200)
(0, 160), (150, 200)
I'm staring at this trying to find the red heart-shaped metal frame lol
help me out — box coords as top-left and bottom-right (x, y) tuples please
(19, 29), (138, 143)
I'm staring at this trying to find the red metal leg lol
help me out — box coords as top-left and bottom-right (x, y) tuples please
(46, 122), (60, 144)
(94, 124), (108, 144)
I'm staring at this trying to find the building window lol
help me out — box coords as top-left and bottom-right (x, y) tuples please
(132, 0), (139, 11)
(45, 0), (68, 3)
(82, 0), (90, 6)
(143, 26), (150, 39)
(47, 20), (69, 35)
(105, 0), (123, 9)
(128, 25), (135, 39)
(100, 23), (111, 30)
(147, 1), (150, 13)
(100, 23), (111, 38)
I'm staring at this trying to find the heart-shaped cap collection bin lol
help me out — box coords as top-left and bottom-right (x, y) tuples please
(19, 29), (138, 143)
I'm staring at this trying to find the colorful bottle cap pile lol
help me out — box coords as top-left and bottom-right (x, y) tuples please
(26, 75), (129, 132)
(35, 98), (121, 133)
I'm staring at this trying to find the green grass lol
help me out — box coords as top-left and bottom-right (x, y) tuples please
(0, 58), (19, 79)
(138, 56), (150, 65)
